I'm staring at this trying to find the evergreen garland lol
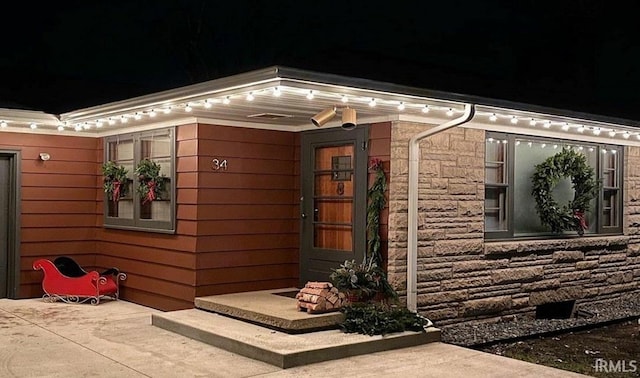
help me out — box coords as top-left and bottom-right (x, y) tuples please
(366, 158), (387, 268)
(531, 148), (598, 235)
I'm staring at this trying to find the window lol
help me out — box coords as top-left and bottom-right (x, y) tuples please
(484, 132), (622, 239)
(103, 128), (175, 233)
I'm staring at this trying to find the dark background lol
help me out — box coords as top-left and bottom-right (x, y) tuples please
(2, 1), (639, 120)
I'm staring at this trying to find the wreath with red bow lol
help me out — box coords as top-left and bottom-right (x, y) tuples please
(102, 161), (128, 202)
(531, 148), (599, 235)
(134, 159), (166, 204)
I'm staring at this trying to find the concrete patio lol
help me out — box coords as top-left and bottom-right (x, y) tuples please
(0, 298), (591, 377)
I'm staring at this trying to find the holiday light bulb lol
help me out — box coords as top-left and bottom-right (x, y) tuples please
(306, 90), (314, 100)
(489, 114), (497, 122)
(422, 105), (430, 113)
(510, 116), (518, 124)
(397, 102), (405, 111)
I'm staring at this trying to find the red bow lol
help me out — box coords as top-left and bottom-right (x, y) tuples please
(574, 211), (588, 230)
(143, 180), (156, 204)
(112, 181), (121, 202)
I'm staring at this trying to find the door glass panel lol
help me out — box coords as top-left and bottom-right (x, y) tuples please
(313, 145), (354, 251)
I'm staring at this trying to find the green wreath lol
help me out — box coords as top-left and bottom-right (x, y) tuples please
(134, 159), (166, 204)
(531, 148), (598, 235)
(101, 161), (128, 202)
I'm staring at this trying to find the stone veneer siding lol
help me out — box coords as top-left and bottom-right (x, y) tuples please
(387, 121), (640, 325)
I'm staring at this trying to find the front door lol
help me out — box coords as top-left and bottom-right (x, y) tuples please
(0, 156), (10, 297)
(300, 127), (368, 284)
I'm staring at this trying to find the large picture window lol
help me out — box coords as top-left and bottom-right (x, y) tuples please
(103, 128), (175, 233)
(485, 132), (622, 239)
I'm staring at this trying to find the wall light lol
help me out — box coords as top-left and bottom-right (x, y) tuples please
(311, 107), (337, 127)
(310, 106), (357, 130)
(39, 153), (51, 161)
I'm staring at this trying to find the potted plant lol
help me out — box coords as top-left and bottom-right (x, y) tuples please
(329, 259), (396, 303)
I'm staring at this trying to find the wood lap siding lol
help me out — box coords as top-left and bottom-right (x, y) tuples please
(95, 124), (198, 311)
(368, 122), (391, 266)
(0, 133), (100, 298)
(194, 124), (299, 297)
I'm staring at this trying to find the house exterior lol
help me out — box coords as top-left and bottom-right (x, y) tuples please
(0, 66), (638, 324)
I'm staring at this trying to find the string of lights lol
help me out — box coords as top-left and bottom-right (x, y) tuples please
(0, 85), (639, 141)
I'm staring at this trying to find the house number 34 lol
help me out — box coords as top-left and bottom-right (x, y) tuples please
(212, 158), (228, 171)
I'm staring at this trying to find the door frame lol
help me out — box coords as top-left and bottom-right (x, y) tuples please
(299, 126), (369, 285)
(0, 150), (21, 298)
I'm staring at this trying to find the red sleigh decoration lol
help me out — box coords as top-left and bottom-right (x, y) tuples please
(33, 257), (126, 305)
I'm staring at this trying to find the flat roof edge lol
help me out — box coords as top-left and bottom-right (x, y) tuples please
(51, 65), (640, 128)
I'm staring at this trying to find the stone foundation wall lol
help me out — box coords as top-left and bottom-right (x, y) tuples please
(388, 121), (640, 325)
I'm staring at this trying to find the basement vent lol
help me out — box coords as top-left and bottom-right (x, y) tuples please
(535, 300), (576, 319)
(247, 113), (293, 120)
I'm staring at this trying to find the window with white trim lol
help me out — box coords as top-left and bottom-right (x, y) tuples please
(484, 132), (622, 239)
(103, 127), (175, 233)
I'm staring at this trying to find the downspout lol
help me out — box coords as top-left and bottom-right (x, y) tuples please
(407, 103), (475, 312)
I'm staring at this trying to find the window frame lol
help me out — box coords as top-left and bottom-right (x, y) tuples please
(103, 127), (176, 234)
(484, 132), (623, 240)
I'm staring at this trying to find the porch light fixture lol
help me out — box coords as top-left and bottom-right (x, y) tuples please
(39, 152), (51, 161)
(310, 106), (357, 130)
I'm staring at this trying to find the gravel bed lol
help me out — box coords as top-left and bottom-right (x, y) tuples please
(440, 293), (640, 347)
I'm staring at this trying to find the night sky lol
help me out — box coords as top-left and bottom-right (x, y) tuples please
(2, 1), (640, 121)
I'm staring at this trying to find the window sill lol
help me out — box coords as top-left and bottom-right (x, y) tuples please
(484, 234), (629, 256)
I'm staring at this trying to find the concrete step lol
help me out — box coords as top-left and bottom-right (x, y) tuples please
(194, 288), (343, 334)
(152, 309), (441, 369)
